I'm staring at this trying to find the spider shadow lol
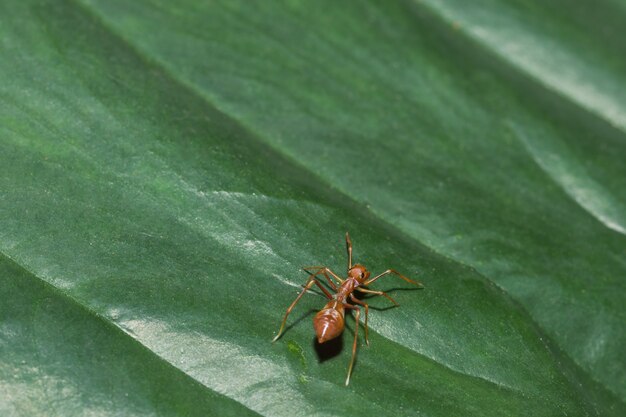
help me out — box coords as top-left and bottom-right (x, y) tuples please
(313, 332), (344, 363)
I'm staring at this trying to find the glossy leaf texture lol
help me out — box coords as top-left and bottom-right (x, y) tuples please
(1, 0), (625, 416)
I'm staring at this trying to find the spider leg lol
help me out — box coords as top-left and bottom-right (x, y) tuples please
(356, 287), (399, 307)
(343, 303), (361, 386)
(349, 294), (369, 346)
(272, 274), (331, 342)
(346, 232), (353, 271)
(363, 269), (423, 287)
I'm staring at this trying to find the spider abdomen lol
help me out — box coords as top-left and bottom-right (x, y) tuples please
(313, 303), (345, 343)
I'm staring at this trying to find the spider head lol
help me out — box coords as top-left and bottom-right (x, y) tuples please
(348, 264), (370, 283)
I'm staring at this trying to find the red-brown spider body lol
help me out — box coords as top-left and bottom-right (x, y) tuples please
(272, 233), (423, 385)
(313, 264), (369, 343)
(313, 300), (345, 343)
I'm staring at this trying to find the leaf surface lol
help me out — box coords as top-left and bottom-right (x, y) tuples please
(1, 0), (625, 416)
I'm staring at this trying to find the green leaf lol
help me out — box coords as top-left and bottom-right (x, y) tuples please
(1, 0), (624, 416)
